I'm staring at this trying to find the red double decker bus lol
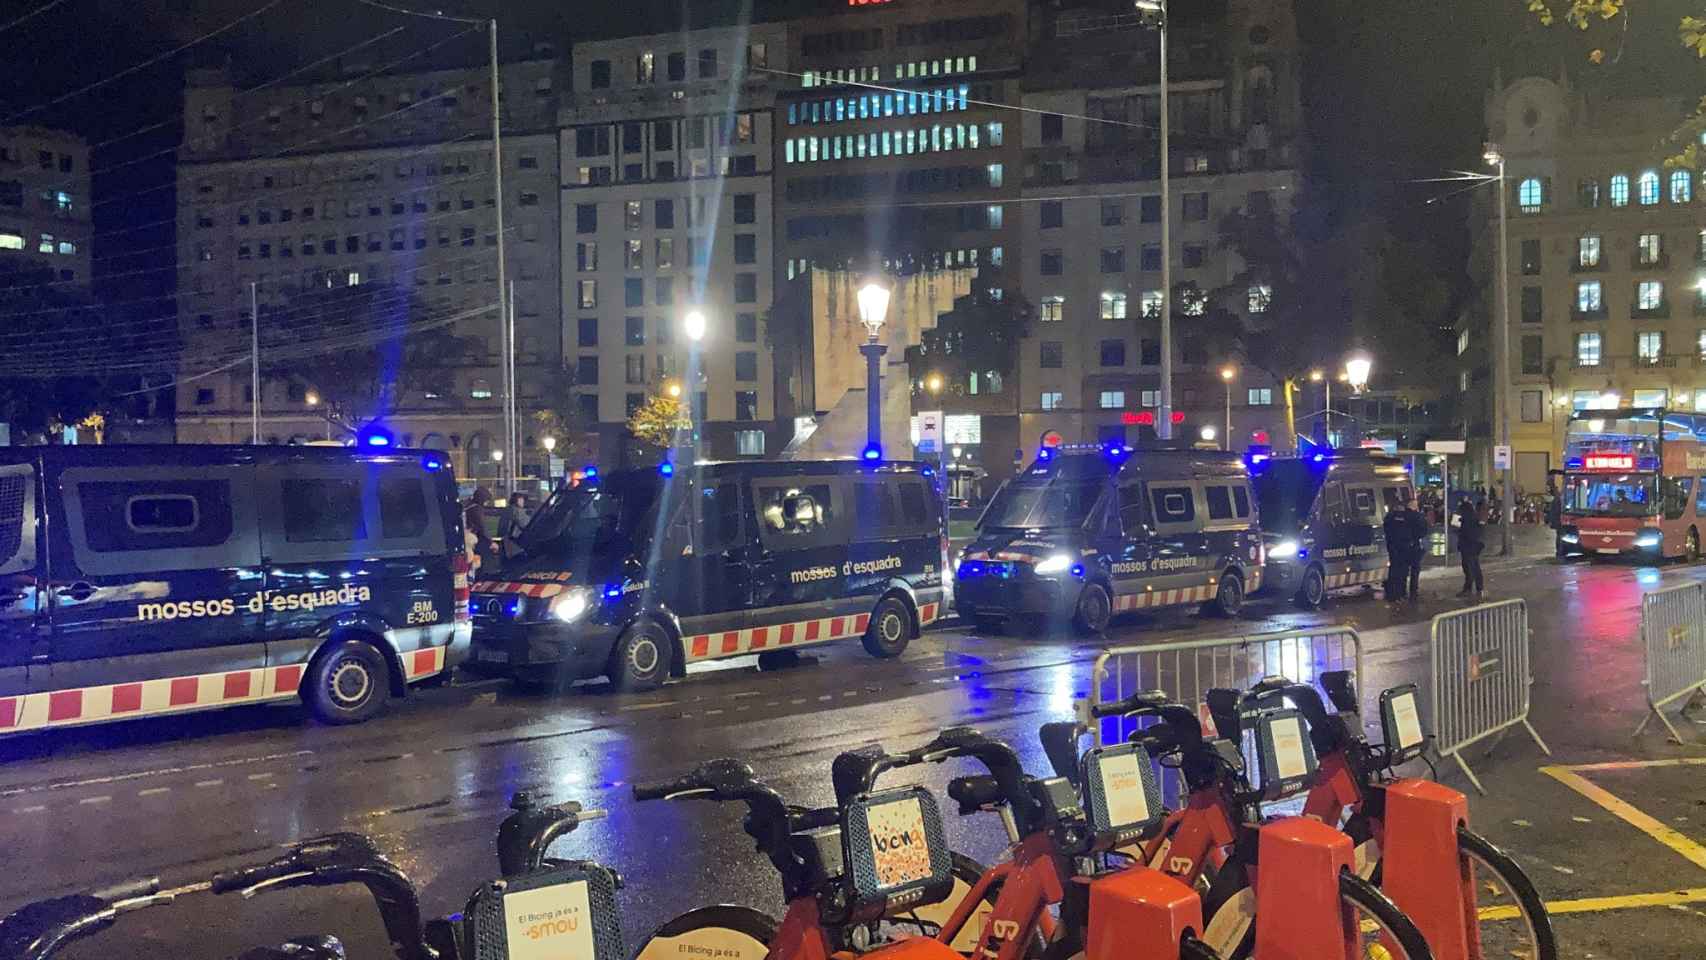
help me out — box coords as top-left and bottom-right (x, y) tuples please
(1558, 409), (1706, 561)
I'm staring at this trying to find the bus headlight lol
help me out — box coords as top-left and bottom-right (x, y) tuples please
(1268, 540), (1300, 560)
(550, 587), (594, 623)
(1559, 531), (1579, 544)
(1033, 553), (1073, 575)
(1634, 530), (1661, 548)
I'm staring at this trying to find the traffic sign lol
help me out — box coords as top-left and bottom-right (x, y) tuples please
(1425, 440), (1466, 455)
(1493, 444), (1512, 471)
(918, 410), (943, 455)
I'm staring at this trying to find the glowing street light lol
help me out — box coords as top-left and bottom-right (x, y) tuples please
(925, 372), (943, 395)
(683, 309), (707, 342)
(491, 449), (504, 463)
(1199, 425), (1217, 442)
(305, 390), (320, 406)
(1218, 366), (1235, 451)
(665, 379), (683, 399)
(856, 280), (892, 457)
(856, 282), (891, 342)
(541, 436), (556, 453)
(1345, 353), (1372, 392)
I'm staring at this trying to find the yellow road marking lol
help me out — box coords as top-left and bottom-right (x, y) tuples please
(1540, 764), (1706, 871)
(1544, 757), (1706, 773)
(1479, 887), (1706, 921)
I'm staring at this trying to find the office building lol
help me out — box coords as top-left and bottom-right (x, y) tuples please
(560, 24), (785, 460)
(172, 52), (563, 480)
(1465, 73), (1706, 493)
(0, 124), (90, 287)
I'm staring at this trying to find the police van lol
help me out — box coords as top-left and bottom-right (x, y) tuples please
(0, 445), (470, 735)
(466, 459), (947, 691)
(1250, 449), (1414, 608)
(954, 444), (1262, 635)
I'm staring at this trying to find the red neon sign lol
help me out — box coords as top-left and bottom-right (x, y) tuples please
(1122, 411), (1155, 426)
(1583, 454), (1635, 471)
(1171, 411), (1186, 425)
(1040, 430), (1064, 448)
(847, 0), (895, 5)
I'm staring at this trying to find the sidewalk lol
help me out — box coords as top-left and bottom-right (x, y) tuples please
(1419, 521), (1554, 576)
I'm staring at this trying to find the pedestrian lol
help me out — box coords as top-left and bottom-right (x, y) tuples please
(465, 486), (494, 571)
(1454, 497), (1485, 599)
(1383, 499), (1413, 603)
(1401, 495), (1428, 602)
(499, 492), (532, 557)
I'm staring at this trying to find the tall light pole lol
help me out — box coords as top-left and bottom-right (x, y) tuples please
(1311, 369), (1329, 445)
(684, 309), (706, 457)
(857, 282), (891, 458)
(1136, 0), (1172, 439)
(1219, 366), (1235, 451)
(1484, 143), (1514, 556)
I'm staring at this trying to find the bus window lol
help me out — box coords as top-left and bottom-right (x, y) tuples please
(1698, 476), (1706, 516)
(1663, 477), (1694, 521)
(1205, 485), (1235, 521)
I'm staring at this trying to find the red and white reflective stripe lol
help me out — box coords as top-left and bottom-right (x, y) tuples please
(1112, 584), (1217, 612)
(471, 580), (567, 600)
(919, 601), (940, 625)
(1325, 567), (1387, 589)
(404, 645), (445, 679)
(684, 612), (872, 663)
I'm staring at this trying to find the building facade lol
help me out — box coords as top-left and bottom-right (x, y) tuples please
(559, 24), (785, 461)
(1015, 0), (1303, 452)
(172, 53), (563, 481)
(1468, 74), (1706, 495)
(0, 125), (90, 287)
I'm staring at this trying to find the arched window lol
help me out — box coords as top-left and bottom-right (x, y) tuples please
(1637, 170), (1660, 205)
(1670, 169), (1692, 203)
(1609, 174), (1630, 207)
(1517, 177), (1544, 213)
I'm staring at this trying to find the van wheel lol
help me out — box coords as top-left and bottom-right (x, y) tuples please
(609, 620), (671, 692)
(1208, 573), (1245, 618)
(305, 639), (390, 725)
(862, 597), (912, 659)
(1293, 566), (1326, 610)
(1072, 583), (1112, 636)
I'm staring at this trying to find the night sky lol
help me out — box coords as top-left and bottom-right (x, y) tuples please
(3, 0), (1700, 324)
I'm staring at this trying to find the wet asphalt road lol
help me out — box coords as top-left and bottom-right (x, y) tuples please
(4, 552), (1706, 959)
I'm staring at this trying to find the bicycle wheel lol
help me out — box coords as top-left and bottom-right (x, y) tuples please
(1458, 827), (1557, 960)
(1205, 865), (1435, 960)
(634, 905), (777, 960)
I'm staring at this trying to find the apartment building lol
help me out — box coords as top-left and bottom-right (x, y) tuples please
(173, 52), (562, 480)
(1466, 73), (1706, 493)
(1016, 0), (1302, 450)
(560, 25), (785, 461)
(0, 124), (90, 287)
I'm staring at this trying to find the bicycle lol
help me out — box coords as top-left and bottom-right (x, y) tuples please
(0, 794), (617, 960)
(1090, 690), (1435, 960)
(1236, 672), (1556, 960)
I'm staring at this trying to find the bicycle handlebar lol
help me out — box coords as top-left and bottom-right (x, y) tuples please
(829, 727), (1043, 835)
(632, 759), (814, 891)
(495, 792), (608, 876)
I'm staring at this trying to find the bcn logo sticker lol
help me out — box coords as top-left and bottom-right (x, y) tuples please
(866, 797), (932, 887)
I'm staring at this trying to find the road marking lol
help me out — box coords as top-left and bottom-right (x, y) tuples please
(0, 749), (313, 798)
(1541, 764), (1706, 871)
(194, 779), (224, 789)
(1480, 887), (1706, 921)
(138, 787), (170, 797)
(705, 709), (725, 716)
(1548, 757), (1706, 773)
(78, 795), (110, 805)
(15, 805), (45, 814)
(247, 772), (274, 781)
(619, 701), (673, 712)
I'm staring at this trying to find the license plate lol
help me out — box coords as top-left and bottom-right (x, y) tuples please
(1596, 548), (1620, 555)
(475, 648), (509, 664)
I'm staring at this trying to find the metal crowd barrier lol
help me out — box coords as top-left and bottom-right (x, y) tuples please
(1084, 627), (1362, 805)
(1429, 599), (1550, 794)
(1633, 581), (1706, 743)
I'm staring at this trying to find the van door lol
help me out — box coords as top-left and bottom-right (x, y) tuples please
(1144, 480), (1209, 606)
(46, 462), (267, 713)
(0, 460), (43, 714)
(1109, 477), (1154, 611)
(675, 476), (756, 647)
(747, 476), (853, 642)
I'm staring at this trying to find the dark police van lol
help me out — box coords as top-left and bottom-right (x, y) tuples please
(954, 444), (1263, 635)
(466, 459), (946, 691)
(0, 445), (470, 736)
(1250, 449), (1413, 608)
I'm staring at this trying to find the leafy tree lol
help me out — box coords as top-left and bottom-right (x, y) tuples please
(625, 392), (692, 449)
(258, 282), (476, 434)
(528, 363), (592, 462)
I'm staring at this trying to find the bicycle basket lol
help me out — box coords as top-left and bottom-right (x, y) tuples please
(461, 862), (623, 960)
(1377, 683), (1428, 765)
(840, 785), (953, 923)
(1080, 741), (1164, 847)
(1249, 707), (1318, 802)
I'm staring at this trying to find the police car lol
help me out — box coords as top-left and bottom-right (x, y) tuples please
(0, 445), (470, 735)
(466, 458), (947, 690)
(954, 443), (1263, 635)
(1250, 449), (1414, 607)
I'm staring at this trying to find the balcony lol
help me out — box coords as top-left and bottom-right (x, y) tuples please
(1571, 357), (1603, 369)
(1632, 354), (1677, 369)
(1632, 300), (1671, 320)
(1631, 251), (1671, 271)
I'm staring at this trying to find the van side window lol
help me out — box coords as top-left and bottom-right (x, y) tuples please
(282, 478), (367, 542)
(1322, 483), (1346, 524)
(899, 481), (928, 526)
(80, 480), (235, 551)
(1381, 487), (1405, 512)
(378, 477), (429, 539)
(1117, 481), (1146, 532)
(755, 481), (840, 546)
(1347, 487), (1378, 521)
(1205, 486), (1234, 521)
(1233, 486), (1251, 519)
(700, 482), (744, 551)
(1151, 485), (1195, 525)
(0, 467), (34, 574)
(853, 480), (899, 535)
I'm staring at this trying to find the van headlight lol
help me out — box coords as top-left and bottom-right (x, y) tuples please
(1033, 553), (1073, 575)
(550, 587), (594, 623)
(1268, 540), (1300, 560)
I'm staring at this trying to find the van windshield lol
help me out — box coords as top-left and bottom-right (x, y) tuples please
(980, 480), (1102, 530)
(1252, 462), (1321, 532)
(509, 475), (660, 573)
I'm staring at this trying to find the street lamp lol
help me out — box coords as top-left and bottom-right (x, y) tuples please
(1484, 142), (1514, 556)
(305, 390), (320, 407)
(541, 435), (556, 453)
(1135, 0), (1172, 439)
(1310, 368), (1334, 445)
(1345, 353), (1372, 392)
(1199, 425), (1217, 444)
(665, 378), (683, 399)
(683, 309), (707, 343)
(857, 281), (891, 458)
(925, 371), (943, 395)
(1219, 366), (1235, 451)
(491, 449), (504, 463)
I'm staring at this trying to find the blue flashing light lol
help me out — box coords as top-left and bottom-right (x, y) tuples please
(862, 443), (883, 461)
(958, 561), (985, 578)
(1298, 548), (1309, 560)
(1070, 563), (1085, 578)
(921, 466), (934, 477)
(603, 584), (624, 600)
(421, 455), (443, 471)
(1565, 457), (1583, 469)
(357, 423), (395, 448)
(1311, 453), (1327, 464)
(584, 465), (598, 478)
(1037, 447), (1054, 462)
(659, 460), (675, 477)
(504, 598), (523, 618)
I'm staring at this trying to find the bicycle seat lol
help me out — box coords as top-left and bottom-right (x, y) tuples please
(947, 774), (1003, 815)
